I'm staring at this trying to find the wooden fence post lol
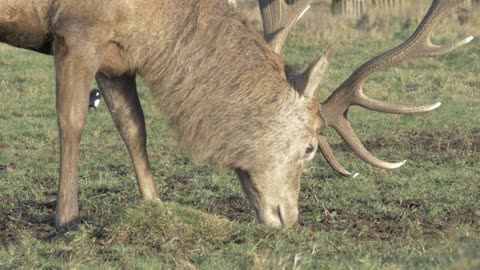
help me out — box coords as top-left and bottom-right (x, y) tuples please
(332, 0), (367, 16)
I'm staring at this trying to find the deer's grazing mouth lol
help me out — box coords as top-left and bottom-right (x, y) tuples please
(0, 0), (472, 228)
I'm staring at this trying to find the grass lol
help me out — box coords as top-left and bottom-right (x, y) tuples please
(1, 2), (479, 269)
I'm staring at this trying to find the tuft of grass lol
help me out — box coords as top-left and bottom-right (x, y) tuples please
(102, 202), (238, 255)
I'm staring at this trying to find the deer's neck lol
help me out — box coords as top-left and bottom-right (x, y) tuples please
(131, 0), (290, 166)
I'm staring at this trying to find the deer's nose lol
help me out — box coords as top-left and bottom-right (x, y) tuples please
(257, 203), (298, 228)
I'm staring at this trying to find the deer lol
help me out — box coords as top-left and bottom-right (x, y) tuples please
(0, 0), (472, 229)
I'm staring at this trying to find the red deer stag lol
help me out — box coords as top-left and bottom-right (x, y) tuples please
(0, 0), (472, 228)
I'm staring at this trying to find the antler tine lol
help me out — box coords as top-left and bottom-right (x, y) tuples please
(319, 0), (472, 170)
(324, 0), (472, 114)
(357, 92), (442, 114)
(332, 118), (406, 169)
(318, 135), (359, 178)
(258, 0), (312, 54)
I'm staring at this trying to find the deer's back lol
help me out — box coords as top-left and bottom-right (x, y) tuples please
(1, 0), (291, 167)
(0, 0), (53, 53)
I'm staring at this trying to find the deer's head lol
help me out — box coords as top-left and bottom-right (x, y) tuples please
(234, 81), (325, 227)
(236, 0), (472, 227)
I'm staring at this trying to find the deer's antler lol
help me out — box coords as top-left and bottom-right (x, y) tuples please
(259, 0), (312, 54)
(259, 0), (332, 99)
(320, 0), (472, 175)
(258, 0), (472, 177)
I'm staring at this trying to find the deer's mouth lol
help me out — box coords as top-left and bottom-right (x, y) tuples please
(235, 168), (299, 227)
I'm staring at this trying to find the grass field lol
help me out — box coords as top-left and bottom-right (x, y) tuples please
(1, 2), (479, 269)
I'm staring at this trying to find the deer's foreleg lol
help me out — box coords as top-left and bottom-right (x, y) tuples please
(95, 73), (160, 201)
(54, 38), (100, 228)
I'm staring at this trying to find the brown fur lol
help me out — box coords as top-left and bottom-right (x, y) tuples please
(0, 0), (323, 228)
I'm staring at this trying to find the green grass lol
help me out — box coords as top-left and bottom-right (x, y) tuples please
(1, 4), (479, 269)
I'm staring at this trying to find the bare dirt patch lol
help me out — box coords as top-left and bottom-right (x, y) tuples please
(0, 143), (10, 149)
(333, 130), (480, 158)
(303, 199), (479, 242)
(0, 195), (56, 246)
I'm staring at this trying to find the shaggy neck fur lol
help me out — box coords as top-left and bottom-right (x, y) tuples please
(128, 0), (297, 169)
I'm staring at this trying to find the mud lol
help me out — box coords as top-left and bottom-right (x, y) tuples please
(333, 130), (480, 158)
(0, 143), (10, 149)
(0, 195), (56, 246)
(302, 199), (479, 242)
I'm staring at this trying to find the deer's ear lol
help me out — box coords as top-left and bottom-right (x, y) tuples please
(290, 47), (332, 99)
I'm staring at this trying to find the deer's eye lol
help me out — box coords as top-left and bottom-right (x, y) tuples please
(305, 144), (315, 155)
(303, 144), (317, 161)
